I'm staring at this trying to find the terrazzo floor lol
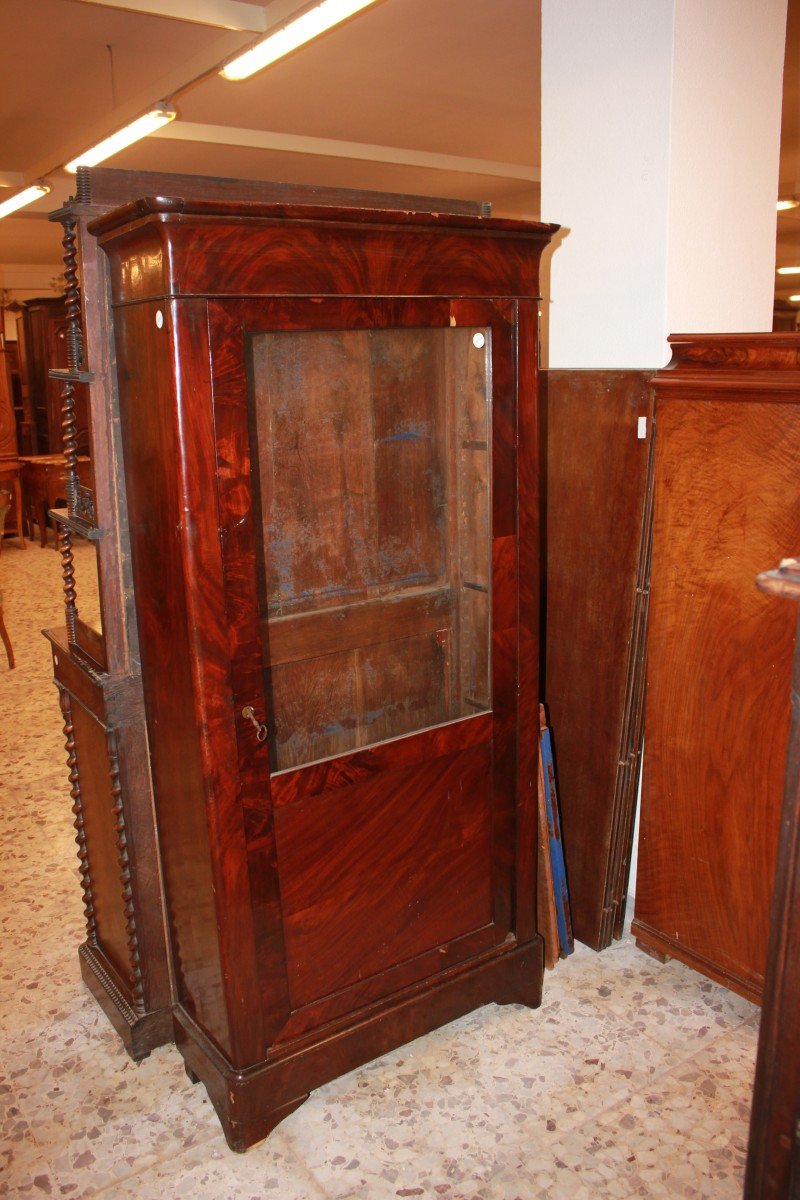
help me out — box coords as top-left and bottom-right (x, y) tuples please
(0, 536), (760, 1199)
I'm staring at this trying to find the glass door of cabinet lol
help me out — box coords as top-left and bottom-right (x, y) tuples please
(247, 323), (493, 773)
(209, 295), (521, 1004)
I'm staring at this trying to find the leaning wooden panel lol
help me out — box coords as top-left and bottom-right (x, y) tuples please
(632, 334), (800, 1001)
(543, 370), (654, 949)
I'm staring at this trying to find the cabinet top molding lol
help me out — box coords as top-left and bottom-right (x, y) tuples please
(92, 196), (559, 306)
(87, 193), (560, 241)
(655, 332), (800, 400)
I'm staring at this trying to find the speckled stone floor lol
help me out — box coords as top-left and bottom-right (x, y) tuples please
(0, 537), (760, 1199)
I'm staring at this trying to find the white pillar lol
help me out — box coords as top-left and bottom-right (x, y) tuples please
(541, 0), (787, 369)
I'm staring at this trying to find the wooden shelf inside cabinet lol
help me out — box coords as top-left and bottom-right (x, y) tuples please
(92, 187), (558, 1149)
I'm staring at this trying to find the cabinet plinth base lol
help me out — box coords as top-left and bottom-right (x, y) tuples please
(175, 937), (543, 1152)
(79, 944), (174, 1062)
(631, 919), (763, 1004)
(634, 938), (672, 964)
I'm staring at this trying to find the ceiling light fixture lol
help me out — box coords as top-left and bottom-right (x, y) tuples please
(220, 0), (380, 81)
(789, 295), (800, 302)
(0, 181), (51, 220)
(777, 198), (799, 211)
(64, 103), (177, 173)
(777, 266), (800, 275)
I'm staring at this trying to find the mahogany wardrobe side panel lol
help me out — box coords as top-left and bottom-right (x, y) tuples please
(633, 334), (800, 1002)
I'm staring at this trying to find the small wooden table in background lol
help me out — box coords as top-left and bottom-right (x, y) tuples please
(0, 461), (25, 549)
(19, 454), (91, 547)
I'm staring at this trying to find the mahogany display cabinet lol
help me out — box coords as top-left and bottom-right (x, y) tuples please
(43, 168), (498, 1065)
(90, 193), (557, 1149)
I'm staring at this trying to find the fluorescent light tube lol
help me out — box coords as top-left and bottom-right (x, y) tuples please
(0, 182), (51, 220)
(221, 0), (379, 81)
(777, 266), (800, 275)
(789, 295), (800, 302)
(65, 104), (176, 173)
(777, 198), (799, 211)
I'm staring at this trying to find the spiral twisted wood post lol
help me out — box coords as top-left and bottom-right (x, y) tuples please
(107, 729), (146, 1016)
(60, 688), (98, 947)
(56, 209), (81, 639)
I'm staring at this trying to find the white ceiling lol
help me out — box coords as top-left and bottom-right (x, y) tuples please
(0, 0), (540, 272)
(1, 0), (797, 308)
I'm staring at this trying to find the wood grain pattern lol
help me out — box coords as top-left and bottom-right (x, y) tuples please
(174, 297), (287, 1061)
(633, 356), (800, 1000)
(175, 936), (543, 1152)
(515, 300), (540, 944)
(270, 711), (493, 804)
(113, 298), (236, 1057)
(41, 173), (174, 1063)
(542, 370), (654, 949)
(100, 196), (552, 1148)
(49, 628), (172, 1058)
(94, 203), (556, 306)
(275, 743), (493, 1007)
(264, 587), (452, 666)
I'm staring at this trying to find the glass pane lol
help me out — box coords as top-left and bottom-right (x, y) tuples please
(248, 326), (492, 772)
(71, 538), (103, 634)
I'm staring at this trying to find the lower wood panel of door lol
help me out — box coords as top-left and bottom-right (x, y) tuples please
(175, 933), (542, 1152)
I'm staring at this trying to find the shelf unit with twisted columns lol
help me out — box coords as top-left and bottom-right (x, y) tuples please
(45, 168), (173, 1060)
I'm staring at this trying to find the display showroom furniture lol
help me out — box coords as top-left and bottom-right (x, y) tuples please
(46, 166), (556, 1150)
(633, 335), (800, 1002)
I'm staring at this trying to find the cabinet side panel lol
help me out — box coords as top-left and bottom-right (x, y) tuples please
(636, 397), (799, 993)
(113, 300), (231, 1054)
(543, 370), (653, 948)
(70, 700), (132, 983)
(514, 300), (540, 944)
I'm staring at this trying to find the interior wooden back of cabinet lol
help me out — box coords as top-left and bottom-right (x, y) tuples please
(248, 326), (491, 771)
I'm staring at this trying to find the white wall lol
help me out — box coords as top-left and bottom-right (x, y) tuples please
(666, 0), (786, 334)
(541, 1), (674, 367)
(540, 1), (787, 901)
(541, 0), (787, 369)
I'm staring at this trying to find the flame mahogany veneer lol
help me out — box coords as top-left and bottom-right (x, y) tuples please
(92, 197), (557, 1150)
(633, 333), (800, 1002)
